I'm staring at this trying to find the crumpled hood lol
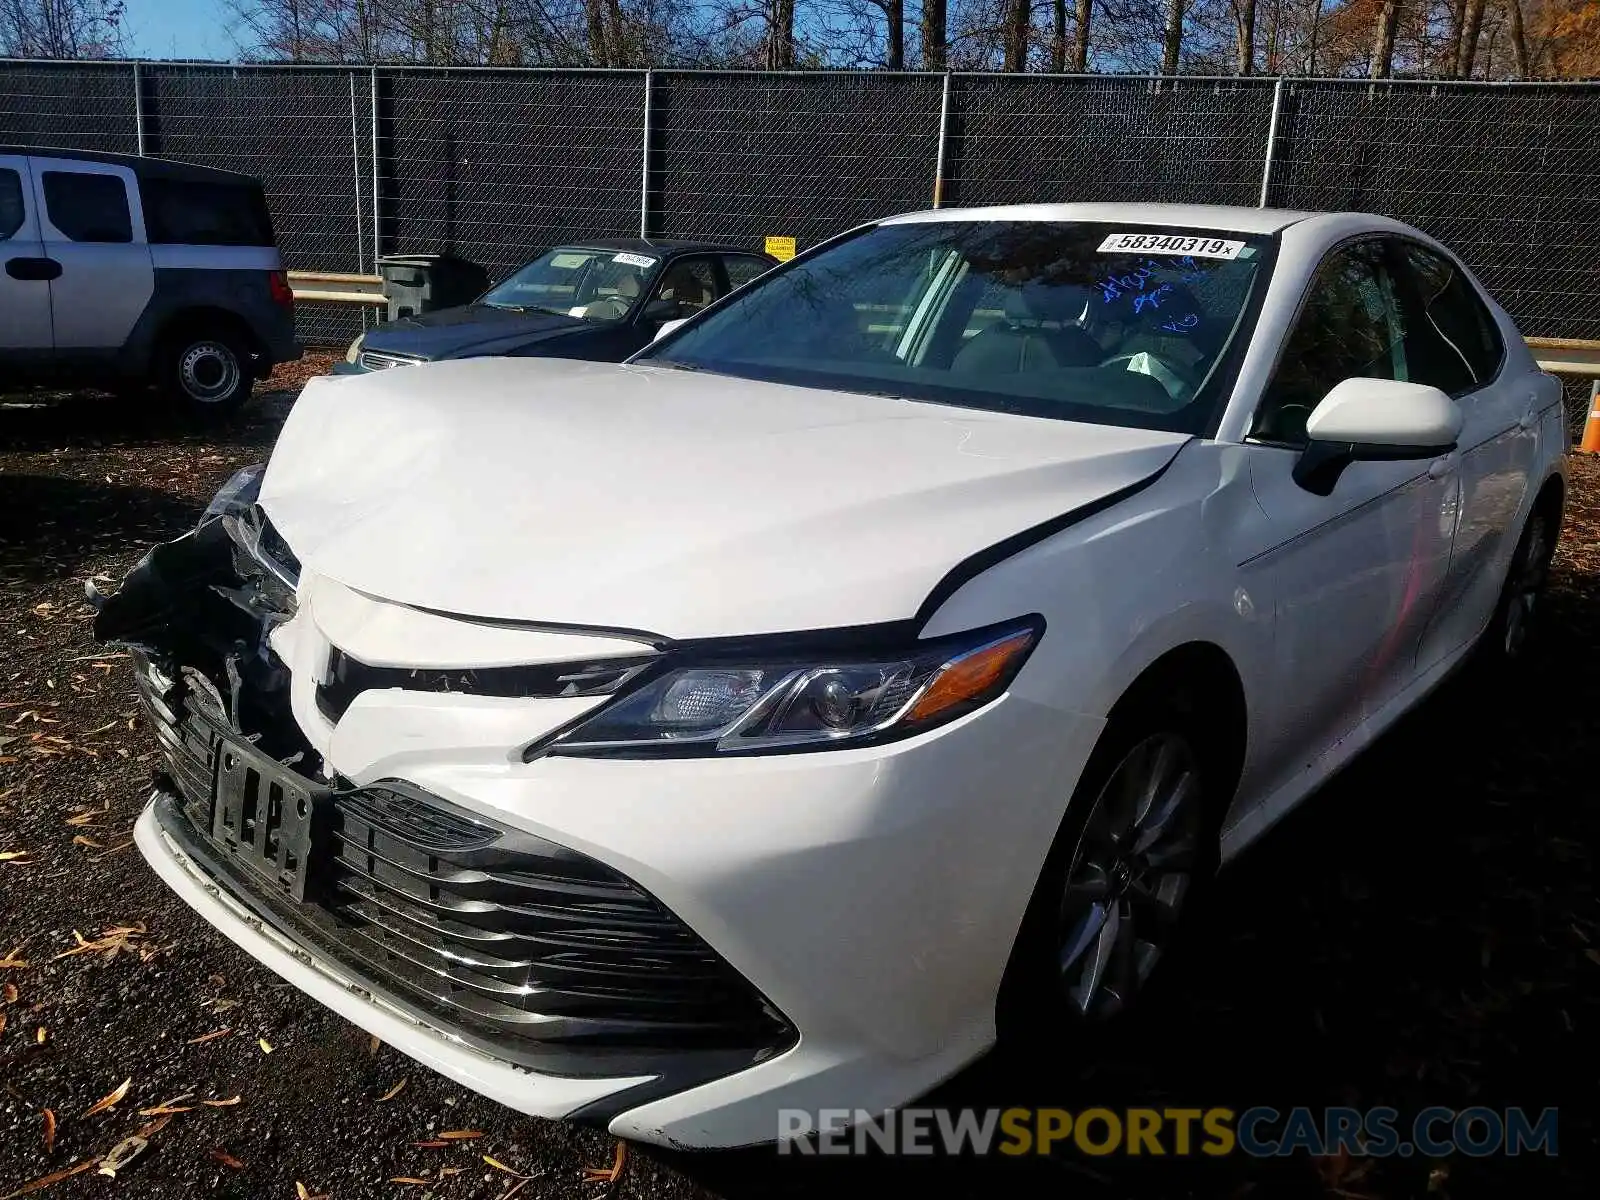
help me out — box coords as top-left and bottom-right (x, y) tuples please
(260, 358), (1187, 639)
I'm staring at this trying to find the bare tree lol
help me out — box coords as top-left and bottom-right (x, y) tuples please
(767, 0), (795, 65)
(866, 0), (904, 65)
(1232, 0), (1255, 70)
(1455, 0), (1487, 74)
(1505, 0), (1529, 75)
(1161, 0), (1185, 71)
(1002, 0), (1028, 68)
(1072, 0), (1091, 68)
(0, 0), (125, 55)
(1369, 0), (1401, 75)
(920, 0), (947, 65)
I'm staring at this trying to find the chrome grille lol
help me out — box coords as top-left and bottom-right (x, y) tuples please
(359, 349), (423, 371)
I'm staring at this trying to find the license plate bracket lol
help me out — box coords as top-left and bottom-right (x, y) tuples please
(209, 735), (330, 903)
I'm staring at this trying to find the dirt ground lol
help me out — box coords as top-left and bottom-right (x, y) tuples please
(1, 362), (1596, 1200)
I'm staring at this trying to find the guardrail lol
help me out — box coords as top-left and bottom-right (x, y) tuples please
(288, 271), (386, 307)
(1526, 338), (1600, 377)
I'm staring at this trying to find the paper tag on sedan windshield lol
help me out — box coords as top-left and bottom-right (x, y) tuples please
(1097, 233), (1245, 260)
(612, 252), (657, 269)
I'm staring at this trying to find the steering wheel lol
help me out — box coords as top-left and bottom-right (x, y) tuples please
(585, 296), (630, 321)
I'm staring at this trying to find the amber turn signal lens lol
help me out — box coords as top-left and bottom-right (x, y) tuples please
(905, 630), (1036, 723)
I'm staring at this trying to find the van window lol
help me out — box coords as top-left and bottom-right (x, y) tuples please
(0, 168), (23, 239)
(41, 171), (132, 243)
(142, 179), (275, 247)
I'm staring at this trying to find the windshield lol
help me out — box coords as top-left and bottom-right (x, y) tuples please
(638, 221), (1273, 433)
(482, 246), (660, 321)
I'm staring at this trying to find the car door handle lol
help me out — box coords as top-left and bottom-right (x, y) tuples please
(5, 256), (62, 281)
(1427, 455), (1457, 480)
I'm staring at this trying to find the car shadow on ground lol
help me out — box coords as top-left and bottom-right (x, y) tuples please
(654, 582), (1598, 1199)
(0, 388), (295, 456)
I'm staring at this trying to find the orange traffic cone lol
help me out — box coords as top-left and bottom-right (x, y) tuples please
(1582, 381), (1600, 454)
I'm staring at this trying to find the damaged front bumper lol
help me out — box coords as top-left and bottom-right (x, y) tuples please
(97, 508), (797, 1132)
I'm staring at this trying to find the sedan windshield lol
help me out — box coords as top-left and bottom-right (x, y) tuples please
(482, 246), (659, 321)
(638, 221), (1274, 433)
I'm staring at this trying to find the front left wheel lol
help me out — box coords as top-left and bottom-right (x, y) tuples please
(161, 329), (253, 421)
(997, 692), (1225, 1043)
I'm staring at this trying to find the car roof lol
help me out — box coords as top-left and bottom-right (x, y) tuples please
(561, 237), (772, 258)
(879, 202), (1320, 235)
(0, 145), (265, 187)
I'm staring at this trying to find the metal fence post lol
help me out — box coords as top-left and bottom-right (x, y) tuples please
(350, 72), (366, 276)
(933, 72), (952, 208)
(370, 66), (381, 267)
(1259, 76), (1285, 207)
(640, 69), (654, 239)
(132, 61), (145, 155)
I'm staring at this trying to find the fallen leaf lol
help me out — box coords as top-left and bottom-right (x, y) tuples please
(209, 1149), (246, 1170)
(390, 1179), (432, 1187)
(0, 1013), (6, 1035)
(133, 1114), (174, 1139)
(185, 1027), (232, 1045)
(0, 946), (27, 968)
(296, 1184), (309, 1200)
(258, 1037), (273, 1054)
(41, 1109), (55, 1155)
(201, 1095), (241, 1108)
(412, 1140), (449, 1149)
(137, 1104), (195, 1116)
(34, 1027), (46, 1044)
(0, 1158), (97, 1199)
(377, 1079), (407, 1103)
(88, 841), (134, 863)
(2, 982), (16, 1002)
(71, 835), (103, 849)
(437, 1129), (483, 1140)
(582, 1141), (627, 1183)
(0, 851), (31, 862)
(82, 1077), (132, 1116)
(97, 1134), (149, 1177)
(368, 1032), (381, 1056)
(483, 1155), (531, 1176)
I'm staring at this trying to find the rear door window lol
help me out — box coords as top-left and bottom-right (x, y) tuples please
(142, 178), (275, 246)
(1390, 239), (1504, 394)
(0, 168), (23, 239)
(40, 171), (132, 243)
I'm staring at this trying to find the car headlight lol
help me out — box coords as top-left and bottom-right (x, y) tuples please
(346, 333), (365, 364)
(201, 464), (265, 525)
(541, 617), (1042, 758)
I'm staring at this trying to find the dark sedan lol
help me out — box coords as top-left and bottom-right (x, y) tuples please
(336, 239), (777, 374)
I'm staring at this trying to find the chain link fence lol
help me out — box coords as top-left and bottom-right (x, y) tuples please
(4, 60), (1600, 354)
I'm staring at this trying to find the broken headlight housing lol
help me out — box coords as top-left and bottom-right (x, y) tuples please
(202, 464), (266, 525)
(542, 616), (1042, 758)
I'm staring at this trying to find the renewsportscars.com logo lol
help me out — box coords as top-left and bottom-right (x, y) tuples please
(777, 1106), (1559, 1158)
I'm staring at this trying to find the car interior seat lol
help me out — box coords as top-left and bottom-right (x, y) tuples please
(952, 282), (1105, 374)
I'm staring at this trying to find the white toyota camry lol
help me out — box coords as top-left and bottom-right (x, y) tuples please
(98, 203), (1567, 1151)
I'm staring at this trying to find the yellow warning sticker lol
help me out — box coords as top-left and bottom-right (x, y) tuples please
(764, 236), (797, 262)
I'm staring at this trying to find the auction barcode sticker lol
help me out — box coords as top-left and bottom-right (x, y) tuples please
(612, 252), (658, 269)
(1097, 233), (1245, 259)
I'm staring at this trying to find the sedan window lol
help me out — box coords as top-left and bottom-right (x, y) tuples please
(640, 221), (1274, 435)
(1253, 241), (1404, 447)
(483, 247), (657, 321)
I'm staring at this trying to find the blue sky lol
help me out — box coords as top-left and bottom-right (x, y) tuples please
(127, 0), (236, 61)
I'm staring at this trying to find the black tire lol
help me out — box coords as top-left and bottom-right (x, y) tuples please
(1475, 496), (1559, 672)
(996, 690), (1227, 1047)
(159, 327), (254, 421)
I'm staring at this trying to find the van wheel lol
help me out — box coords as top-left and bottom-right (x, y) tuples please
(997, 694), (1224, 1044)
(161, 329), (252, 420)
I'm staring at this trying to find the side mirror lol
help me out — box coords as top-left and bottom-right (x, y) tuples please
(652, 316), (689, 343)
(641, 297), (682, 324)
(1292, 378), (1462, 496)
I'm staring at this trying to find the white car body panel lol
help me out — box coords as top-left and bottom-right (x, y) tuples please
(127, 202), (1568, 1150)
(260, 360), (1188, 637)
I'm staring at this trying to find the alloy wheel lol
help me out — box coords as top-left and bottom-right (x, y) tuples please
(1057, 733), (1201, 1020)
(1503, 513), (1552, 658)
